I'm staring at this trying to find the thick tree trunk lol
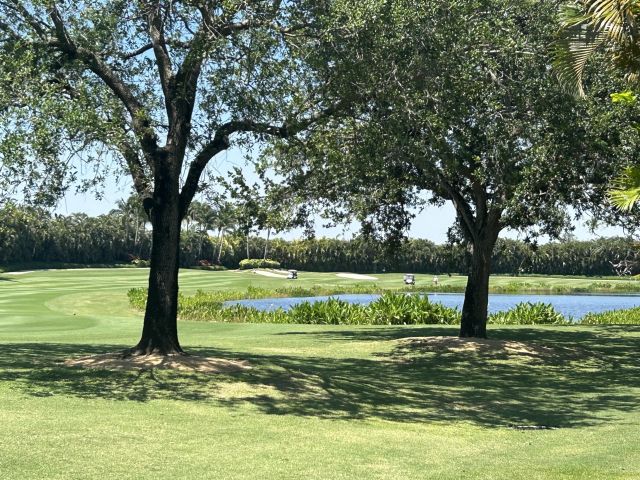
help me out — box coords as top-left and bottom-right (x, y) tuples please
(459, 236), (496, 338)
(127, 170), (184, 356)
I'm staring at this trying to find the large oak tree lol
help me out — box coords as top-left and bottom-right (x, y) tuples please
(0, 0), (342, 355)
(269, 0), (636, 337)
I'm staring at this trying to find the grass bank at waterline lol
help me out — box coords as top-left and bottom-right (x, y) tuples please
(0, 268), (639, 479)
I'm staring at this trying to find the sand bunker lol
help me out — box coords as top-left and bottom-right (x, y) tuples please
(64, 353), (251, 373)
(397, 336), (561, 358)
(336, 273), (379, 280)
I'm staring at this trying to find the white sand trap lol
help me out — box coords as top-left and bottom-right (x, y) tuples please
(5, 270), (37, 275)
(253, 269), (288, 278)
(336, 273), (379, 280)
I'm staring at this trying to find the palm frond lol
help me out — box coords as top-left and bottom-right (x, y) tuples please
(554, 0), (640, 96)
(554, 20), (606, 96)
(589, 0), (640, 40)
(609, 165), (640, 210)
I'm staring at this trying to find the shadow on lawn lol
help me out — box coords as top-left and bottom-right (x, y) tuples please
(0, 325), (638, 428)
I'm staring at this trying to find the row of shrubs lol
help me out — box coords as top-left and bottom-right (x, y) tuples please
(238, 258), (281, 270)
(128, 287), (640, 325)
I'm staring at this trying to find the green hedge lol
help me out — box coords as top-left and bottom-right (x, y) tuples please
(238, 258), (281, 270)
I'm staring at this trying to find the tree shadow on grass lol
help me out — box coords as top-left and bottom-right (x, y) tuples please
(0, 325), (638, 428)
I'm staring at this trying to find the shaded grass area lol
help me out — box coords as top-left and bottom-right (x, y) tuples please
(2, 269), (640, 478)
(1, 326), (638, 429)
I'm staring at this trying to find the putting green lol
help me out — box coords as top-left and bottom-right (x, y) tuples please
(0, 268), (639, 479)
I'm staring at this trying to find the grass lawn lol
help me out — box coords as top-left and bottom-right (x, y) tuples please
(0, 268), (639, 479)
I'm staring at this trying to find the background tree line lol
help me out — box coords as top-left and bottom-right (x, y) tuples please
(2, 202), (638, 277)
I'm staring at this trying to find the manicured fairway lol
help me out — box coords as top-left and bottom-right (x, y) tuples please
(0, 268), (639, 479)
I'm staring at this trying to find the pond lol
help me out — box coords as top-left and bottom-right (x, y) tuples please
(224, 293), (640, 319)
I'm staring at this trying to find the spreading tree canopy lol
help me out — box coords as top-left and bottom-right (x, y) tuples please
(0, 0), (344, 355)
(269, 0), (637, 337)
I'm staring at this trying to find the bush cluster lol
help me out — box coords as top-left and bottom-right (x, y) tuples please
(580, 307), (640, 325)
(488, 302), (569, 325)
(238, 258), (281, 270)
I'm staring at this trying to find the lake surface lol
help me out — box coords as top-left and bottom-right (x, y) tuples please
(224, 293), (640, 319)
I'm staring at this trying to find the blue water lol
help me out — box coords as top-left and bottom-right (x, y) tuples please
(224, 293), (640, 319)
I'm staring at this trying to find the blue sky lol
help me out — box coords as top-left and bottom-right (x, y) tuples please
(54, 147), (625, 243)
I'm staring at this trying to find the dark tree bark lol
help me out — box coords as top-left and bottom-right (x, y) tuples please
(459, 236), (496, 338)
(447, 182), (502, 338)
(127, 159), (184, 356)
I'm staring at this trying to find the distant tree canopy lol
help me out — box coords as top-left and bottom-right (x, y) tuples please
(2, 203), (638, 278)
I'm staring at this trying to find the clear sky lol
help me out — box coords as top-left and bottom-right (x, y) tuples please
(53, 147), (625, 243)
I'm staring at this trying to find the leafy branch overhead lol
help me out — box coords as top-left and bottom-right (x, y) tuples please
(555, 1), (640, 212)
(0, 0), (343, 209)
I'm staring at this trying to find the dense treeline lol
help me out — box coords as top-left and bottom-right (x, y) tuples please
(1, 203), (638, 276)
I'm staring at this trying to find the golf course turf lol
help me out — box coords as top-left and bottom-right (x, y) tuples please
(0, 268), (639, 479)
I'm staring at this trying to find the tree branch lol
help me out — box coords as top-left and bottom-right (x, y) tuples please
(46, 8), (160, 157)
(439, 175), (479, 243)
(117, 140), (152, 197)
(178, 101), (346, 217)
(143, 1), (175, 120)
(178, 130), (230, 218)
(122, 43), (154, 60)
(0, 0), (48, 39)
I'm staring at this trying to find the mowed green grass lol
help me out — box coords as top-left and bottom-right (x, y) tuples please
(0, 268), (639, 479)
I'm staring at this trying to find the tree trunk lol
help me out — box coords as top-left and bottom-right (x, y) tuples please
(197, 227), (204, 259)
(246, 233), (250, 259)
(459, 236), (496, 338)
(127, 170), (184, 356)
(133, 212), (140, 254)
(263, 227), (271, 260)
(217, 230), (224, 264)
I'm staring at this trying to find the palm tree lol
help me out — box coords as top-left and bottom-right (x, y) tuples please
(555, 0), (640, 210)
(210, 201), (237, 264)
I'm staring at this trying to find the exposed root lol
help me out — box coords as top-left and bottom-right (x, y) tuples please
(120, 347), (187, 359)
(508, 424), (557, 430)
(64, 352), (251, 373)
